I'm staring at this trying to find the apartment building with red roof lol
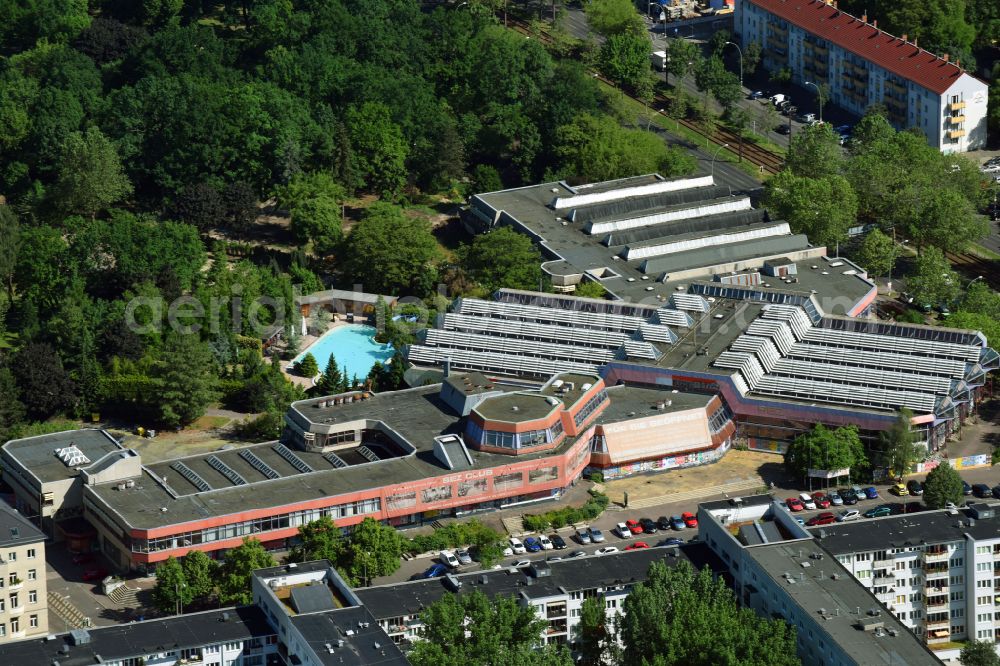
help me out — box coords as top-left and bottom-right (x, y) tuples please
(736, 0), (988, 152)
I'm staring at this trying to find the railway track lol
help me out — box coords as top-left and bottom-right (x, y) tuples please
(944, 250), (1000, 290)
(507, 18), (785, 176)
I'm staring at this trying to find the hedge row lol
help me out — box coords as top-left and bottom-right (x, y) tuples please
(521, 490), (610, 532)
(405, 519), (502, 555)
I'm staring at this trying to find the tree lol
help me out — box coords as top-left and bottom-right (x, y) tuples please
(907, 188), (987, 254)
(153, 332), (219, 429)
(744, 41), (762, 76)
(469, 164), (503, 195)
(584, 0), (645, 37)
(664, 38), (700, 86)
(619, 560), (799, 666)
(12, 342), (76, 420)
(960, 639), (1000, 666)
(575, 280), (607, 299)
(784, 424), (867, 480)
(153, 556), (193, 613)
(344, 517), (406, 585)
(172, 183), (225, 231)
(923, 461), (965, 510)
(341, 203), (440, 295)
(346, 102), (408, 199)
(75, 17), (148, 65)
(878, 409), (919, 479)
(288, 515), (345, 564)
(947, 312), (1000, 349)
(316, 355), (344, 395)
(785, 123), (843, 179)
(0, 367), (26, 441)
(408, 590), (574, 666)
(907, 247), (960, 307)
(222, 182), (258, 231)
(599, 32), (650, 93)
(555, 113), (695, 184)
(182, 549), (217, 603)
(218, 538), (276, 606)
(763, 171), (858, 248)
(294, 352), (319, 378)
(51, 127), (133, 218)
(460, 227), (542, 293)
(855, 229), (899, 281)
(0, 206), (21, 301)
(694, 56), (741, 110)
(577, 596), (610, 666)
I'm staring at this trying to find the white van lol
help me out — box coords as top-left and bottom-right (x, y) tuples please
(770, 93), (786, 105)
(439, 550), (460, 568)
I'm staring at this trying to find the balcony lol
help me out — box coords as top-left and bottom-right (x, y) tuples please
(950, 101), (966, 112)
(948, 129), (967, 139)
(924, 596), (948, 609)
(6, 581), (23, 592)
(546, 605), (567, 620)
(924, 549), (949, 563)
(886, 79), (906, 94)
(769, 22), (788, 35)
(8, 604), (23, 615)
(927, 630), (951, 645)
(948, 115), (966, 125)
(873, 575), (895, 585)
(872, 559), (893, 570)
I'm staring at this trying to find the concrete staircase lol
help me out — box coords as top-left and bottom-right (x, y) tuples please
(501, 515), (525, 536)
(48, 592), (91, 629)
(608, 478), (766, 511)
(108, 584), (139, 606)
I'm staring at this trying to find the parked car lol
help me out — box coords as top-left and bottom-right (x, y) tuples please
(812, 492), (831, 509)
(786, 497), (804, 512)
(992, 485), (1000, 500)
(538, 534), (553, 550)
(864, 505), (892, 518)
(839, 488), (858, 505)
(639, 517), (659, 534)
(547, 555), (563, 562)
(776, 124), (791, 135)
(625, 542), (650, 550)
(973, 483), (991, 498)
(837, 509), (861, 522)
(851, 484), (866, 499)
(615, 522), (632, 539)
(524, 537), (542, 553)
(439, 550), (460, 568)
(625, 519), (643, 536)
(657, 516), (672, 531)
(423, 563), (448, 578)
(72, 552), (95, 564)
(828, 490), (843, 506)
(799, 492), (817, 510)
(509, 537), (526, 554)
(456, 549), (472, 565)
(670, 515), (686, 530)
(512, 560), (532, 568)
(550, 534), (567, 550)
(595, 547), (620, 555)
(907, 480), (924, 496)
(681, 512), (698, 528)
(797, 112), (816, 123)
(889, 503), (905, 515)
(83, 567), (109, 582)
(807, 512), (837, 526)
(905, 501), (924, 513)
(962, 481), (973, 496)
(569, 550), (587, 558)
(749, 90), (764, 100)
(589, 528), (606, 543)
(576, 528), (592, 544)
(502, 546), (514, 557)
(660, 537), (685, 546)
(890, 483), (909, 496)
(864, 486), (880, 500)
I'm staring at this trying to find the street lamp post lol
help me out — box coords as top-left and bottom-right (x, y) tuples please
(723, 41), (743, 90)
(710, 143), (730, 179)
(804, 81), (822, 123)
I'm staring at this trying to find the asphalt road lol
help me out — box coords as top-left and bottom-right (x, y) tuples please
(370, 462), (1000, 586)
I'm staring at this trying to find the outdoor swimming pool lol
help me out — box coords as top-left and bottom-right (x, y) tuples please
(292, 325), (394, 380)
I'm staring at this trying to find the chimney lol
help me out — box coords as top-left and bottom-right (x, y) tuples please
(956, 58), (960, 68)
(443, 356), (452, 378)
(872, 19), (877, 29)
(913, 37), (917, 47)
(861, 12), (867, 22)
(901, 33), (907, 42)
(942, 53), (949, 62)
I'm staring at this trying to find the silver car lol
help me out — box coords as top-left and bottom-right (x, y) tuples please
(576, 528), (592, 544)
(589, 527), (605, 543)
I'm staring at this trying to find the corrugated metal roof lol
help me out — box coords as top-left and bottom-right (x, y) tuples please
(748, 0), (969, 95)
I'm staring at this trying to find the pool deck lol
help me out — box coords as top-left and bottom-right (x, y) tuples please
(280, 321), (393, 388)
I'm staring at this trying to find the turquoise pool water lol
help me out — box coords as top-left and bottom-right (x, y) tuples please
(293, 325), (394, 380)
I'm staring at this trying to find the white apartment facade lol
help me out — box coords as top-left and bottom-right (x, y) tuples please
(0, 505), (47, 644)
(736, 0), (989, 153)
(810, 504), (1000, 661)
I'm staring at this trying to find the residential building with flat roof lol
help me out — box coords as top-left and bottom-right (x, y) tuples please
(698, 495), (941, 666)
(736, 0), (988, 152)
(0, 503), (47, 643)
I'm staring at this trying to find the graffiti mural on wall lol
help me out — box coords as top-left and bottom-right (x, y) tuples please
(596, 440), (731, 480)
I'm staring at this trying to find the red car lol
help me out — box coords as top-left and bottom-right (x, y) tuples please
(71, 552), (94, 564)
(625, 541), (650, 550)
(786, 497), (804, 512)
(681, 512), (698, 528)
(625, 519), (643, 536)
(82, 568), (108, 582)
(806, 512), (837, 526)
(812, 492), (831, 509)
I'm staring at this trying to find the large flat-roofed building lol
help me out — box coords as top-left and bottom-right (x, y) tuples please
(464, 173), (839, 301)
(698, 496), (941, 666)
(357, 543), (724, 651)
(807, 503), (1000, 661)
(2, 372), (734, 572)
(735, 0), (988, 152)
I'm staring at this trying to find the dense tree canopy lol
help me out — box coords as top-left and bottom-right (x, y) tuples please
(784, 424), (867, 480)
(460, 227), (542, 294)
(924, 461), (965, 509)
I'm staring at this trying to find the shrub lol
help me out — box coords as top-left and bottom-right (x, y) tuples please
(521, 491), (609, 531)
(588, 471), (604, 483)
